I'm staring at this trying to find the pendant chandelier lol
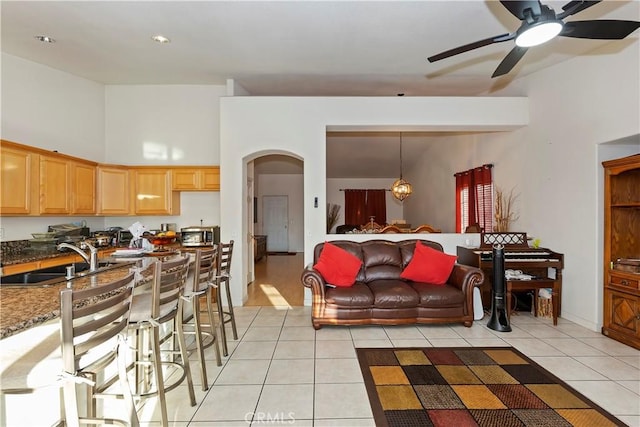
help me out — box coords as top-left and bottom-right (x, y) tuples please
(391, 132), (413, 202)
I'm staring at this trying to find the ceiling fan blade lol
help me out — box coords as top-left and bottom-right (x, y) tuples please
(500, 0), (542, 20)
(559, 1), (601, 18)
(428, 33), (513, 62)
(492, 46), (528, 78)
(560, 20), (640, 39)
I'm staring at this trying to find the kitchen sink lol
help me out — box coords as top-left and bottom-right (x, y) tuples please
(1, 261), (114, 285)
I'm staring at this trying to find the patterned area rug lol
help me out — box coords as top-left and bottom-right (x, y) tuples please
(356, 347), (624, 427)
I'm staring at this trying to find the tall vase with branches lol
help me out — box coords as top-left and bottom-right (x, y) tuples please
(494, 186), (519, 232)
(326, 203), (341, 233)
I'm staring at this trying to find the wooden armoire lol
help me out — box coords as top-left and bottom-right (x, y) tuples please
(601, 153), (640, 349)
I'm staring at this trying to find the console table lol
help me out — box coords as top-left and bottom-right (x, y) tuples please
(254, 235), (267, 261)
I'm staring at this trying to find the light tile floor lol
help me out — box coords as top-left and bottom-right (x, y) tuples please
(137, 307), (639, 427)
(2, 307), (639, 426)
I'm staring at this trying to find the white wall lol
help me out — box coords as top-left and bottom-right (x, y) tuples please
(326, 178), (404, 232)
(104, 85), (224, 165)
(103, 84), (226, 231)
(494, 40), (640, 330)
(1, 54), (105, 161)
(0, 56), (227, 240)
(220, 96), (529, 306)
(402, 132), (521, 233)
(1, 54), (107, 240)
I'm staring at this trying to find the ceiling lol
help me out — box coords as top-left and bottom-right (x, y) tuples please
(2, 1), (638, 178)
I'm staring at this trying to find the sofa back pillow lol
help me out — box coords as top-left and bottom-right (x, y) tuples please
(362, 242), (403, 282)
(313, 242), (363, 287)
(400, 240), (457, 285)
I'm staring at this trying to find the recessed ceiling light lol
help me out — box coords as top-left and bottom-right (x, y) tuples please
(34, 35), (55, 43)
(151, 35), (171, 44)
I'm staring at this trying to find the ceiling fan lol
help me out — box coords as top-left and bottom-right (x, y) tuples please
(427, 0), (640, 78)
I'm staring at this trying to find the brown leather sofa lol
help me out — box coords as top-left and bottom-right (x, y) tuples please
(301, 239), (484, 329)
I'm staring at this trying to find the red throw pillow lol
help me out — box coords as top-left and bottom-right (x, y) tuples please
(400, 241), (457, 285)
(313, 242), (362, 287)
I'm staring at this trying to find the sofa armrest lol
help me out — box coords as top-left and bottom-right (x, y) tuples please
(448, 263), (485, 295)
(301, 263), (328, 301)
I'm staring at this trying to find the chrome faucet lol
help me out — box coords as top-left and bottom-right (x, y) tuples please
(57, 241), (99, 271)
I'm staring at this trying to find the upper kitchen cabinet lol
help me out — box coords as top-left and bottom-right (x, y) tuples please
(0, 141), (37, 214)
(70, 161), (97, 214)
(131, 167), (180, 215)
(39, 154), (71, 214)
(97, 165), (130, 215)
(171, 167), (220, 191)
(39, 155), (97, 215)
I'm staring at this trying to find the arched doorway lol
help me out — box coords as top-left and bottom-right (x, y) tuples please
(245, 152), (305, 307)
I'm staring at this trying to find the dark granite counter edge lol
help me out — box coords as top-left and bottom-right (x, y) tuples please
(0, 262), (142, 339)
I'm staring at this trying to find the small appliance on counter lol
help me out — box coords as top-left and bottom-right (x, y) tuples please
(180, 226), (220, 247)
(105, 227), (134, 247)
(86, 231), (113, 247)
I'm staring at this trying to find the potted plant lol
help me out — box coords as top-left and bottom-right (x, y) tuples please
(494, 186), (519, 232)
(326, 203), (341, 233)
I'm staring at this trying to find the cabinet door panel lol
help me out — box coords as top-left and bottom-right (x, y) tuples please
(133, 169), (178, 215)
(202, 168), (220, 190)
(172, 169), (199, 190)
(606, 290), (639, 336)
(0, 146), (32, 214)
(40, 155), (70, 214)
(97, 167), (130, 215)
(72, 162), (96, 214)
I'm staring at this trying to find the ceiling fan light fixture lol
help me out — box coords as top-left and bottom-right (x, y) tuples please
(515, 20), (563, 47)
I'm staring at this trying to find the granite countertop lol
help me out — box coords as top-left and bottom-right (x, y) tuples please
(1, 246), (118, 266)
(0, 261), (155, 339)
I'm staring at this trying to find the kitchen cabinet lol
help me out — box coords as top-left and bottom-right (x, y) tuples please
(71, 161), (97, 214)
(602, 154), (640, 349)
(97, 166), (131, 215)
(171, 167), (220, 191)
(132, 168), (180, 215)
(0, 142), (36, 214)
(2, 140), (218, 217)
(39, 155), (97, 215)
(39, 154), (71, 214)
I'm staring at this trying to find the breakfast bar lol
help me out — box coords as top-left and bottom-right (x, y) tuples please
(0, 262), (138, 338)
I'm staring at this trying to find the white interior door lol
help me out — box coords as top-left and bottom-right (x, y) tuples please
(263, 195), (288, 252)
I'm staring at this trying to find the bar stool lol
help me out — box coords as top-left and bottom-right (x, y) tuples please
(213, 240), (238, 356)
(124, 255), (196, 427)
(182, 247), (223, 391)
(0, 271), (139, 427)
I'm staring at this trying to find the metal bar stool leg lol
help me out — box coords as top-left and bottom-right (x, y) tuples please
(214, 282), (230, 357)
(205, 288), (223, 366)
(223, 275), (238, 340)
(215, 240), (238, 357)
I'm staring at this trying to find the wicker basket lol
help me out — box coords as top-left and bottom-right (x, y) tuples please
(537, 297), (553, 319)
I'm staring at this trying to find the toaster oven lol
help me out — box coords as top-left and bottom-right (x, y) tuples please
(180, 226), (220, 247)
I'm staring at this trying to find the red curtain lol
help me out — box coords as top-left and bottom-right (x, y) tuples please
(454, 164), (493, 233)
(344, 189), (387, 226)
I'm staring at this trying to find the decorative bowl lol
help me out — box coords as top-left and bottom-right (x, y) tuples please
(31, 232), (57, 240)
(143, 235), (177, 247)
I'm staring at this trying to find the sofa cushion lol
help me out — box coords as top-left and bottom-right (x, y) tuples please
(325, 283), (374, 308)
(313, 242), (363, 287)
(363, 242), (403, 282)
(400, 241), (457, 285)
(411, 282), (466, 308)
(368, 280), (419, 308)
